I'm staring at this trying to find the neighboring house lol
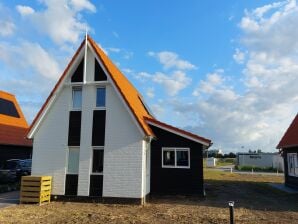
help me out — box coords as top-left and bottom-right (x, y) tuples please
(27, 35), (212, 203)
(0, 91), (32, 165)
(236, 152), (284, 171)
(277, 114), (298, 189)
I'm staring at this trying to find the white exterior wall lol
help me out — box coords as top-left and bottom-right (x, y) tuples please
(31, 87), (71, 195)
(103, 85), (144, 198)
(237, 153), (277, 167)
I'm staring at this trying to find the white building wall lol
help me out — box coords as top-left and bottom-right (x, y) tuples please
(31, 87), (71, 195)
(77, 84), (95, 196)
(237, 153), (277, 167)
(103, 85), (144, 198)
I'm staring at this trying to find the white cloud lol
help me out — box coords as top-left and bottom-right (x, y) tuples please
(16, 5), (35, 16)
(172, 0), (298, 152)
(233, 48), (245, 64)
(0, 21), (15, 36)
(69, 0), (96, 12)
(148, 51), (197, 70)
(18, 0), (96, 45)
(0, 41), (61, 80)
(137, 71), (192, 96)
(146, 87), (155, 98)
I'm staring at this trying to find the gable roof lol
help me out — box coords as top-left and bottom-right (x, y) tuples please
(145, 117), (212, 146)
(277, 114), (298, 149)
(0, 91), (32, 147)
(27, 35), (211, 147)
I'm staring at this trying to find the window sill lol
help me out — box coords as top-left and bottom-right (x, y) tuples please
(91, 173), (103, 175)
(162, 166), (190, 169)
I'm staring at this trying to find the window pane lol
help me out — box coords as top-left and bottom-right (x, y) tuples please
(92, 150), (104, 173)
(68, 148), (80, 174)
(96, 88), (106, 107)
(176, 150), (189, 167)
(72, 88), (82, 108)
(163, 150), (175, 166)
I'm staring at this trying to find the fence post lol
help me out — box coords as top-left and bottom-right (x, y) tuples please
(229, 201), (235, 224)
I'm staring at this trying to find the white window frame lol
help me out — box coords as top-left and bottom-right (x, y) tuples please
(95, 87), (106, 109)
(72, 86), (82, 110)
(91, 146), (104, 175)
(67, 147), (80, 174)
(162, 147), (190, 169)
(288, 153), (298, 177)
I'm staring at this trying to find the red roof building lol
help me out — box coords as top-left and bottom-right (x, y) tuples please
(0, 91), (32, 164)
(276, 114), (298, 189)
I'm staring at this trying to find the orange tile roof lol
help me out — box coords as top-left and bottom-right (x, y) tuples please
(0, 91), (28, 128)
(0, 90), (32, 146)
(277, 114), (298, 149)
(87, 35), (154, 136)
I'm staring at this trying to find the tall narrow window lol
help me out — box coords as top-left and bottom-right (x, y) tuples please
(96, 87), (106, 107)
(92, 149), (104, 173)
(67, 147), (80, 174)
(72, 87), (82, 109)
(68, 111), (81, 146)
(92, 110), (106, 146)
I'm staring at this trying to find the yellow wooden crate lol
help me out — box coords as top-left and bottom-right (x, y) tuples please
(20, 176), (52, 205)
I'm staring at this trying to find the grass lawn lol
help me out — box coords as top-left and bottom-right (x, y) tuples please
(0, 170), (297, 224)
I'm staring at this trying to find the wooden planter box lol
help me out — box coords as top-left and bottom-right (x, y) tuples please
(20, 176), (52, 205)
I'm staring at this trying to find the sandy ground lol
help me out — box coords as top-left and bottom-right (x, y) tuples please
(0, 171), (297, 224)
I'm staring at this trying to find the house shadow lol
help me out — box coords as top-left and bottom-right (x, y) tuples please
(148, 179), (298, 212)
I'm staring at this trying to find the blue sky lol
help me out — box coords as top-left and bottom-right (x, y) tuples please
(1, 0), (298, 153)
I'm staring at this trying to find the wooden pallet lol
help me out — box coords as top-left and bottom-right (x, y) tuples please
(20, 176), (52, 205)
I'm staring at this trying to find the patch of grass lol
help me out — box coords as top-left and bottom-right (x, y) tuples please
(216, 158), (235, 166)
(204, 169), (283, 183)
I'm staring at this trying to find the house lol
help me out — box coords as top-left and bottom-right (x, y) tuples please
(27, 35), (212, 203)
(0, 91), (32, 165)
(277, 114), (298, 189)
(236, 152), (284, 171)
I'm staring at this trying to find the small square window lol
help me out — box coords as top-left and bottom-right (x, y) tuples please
(72, 87), (82, 109)
(163, 150), (175, 166)
(177, 150), (189, 166)
(96, 88), (106, 107)
(92, 149), (104, 173)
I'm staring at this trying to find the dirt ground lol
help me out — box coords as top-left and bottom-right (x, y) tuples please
(0, 170), (297, 224)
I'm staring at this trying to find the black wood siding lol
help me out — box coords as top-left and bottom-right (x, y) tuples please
(89, 175), (103, 196)
(71, 58), (84, 82)
(68, 111), (81, 146)
(65, 174), (78, 195)
(94, 58), (107, 81)
(283, 147), (298, 189)
(92, 110), (106, 146)
(149, 125), (204, 195)
(0, 145), (32, 165)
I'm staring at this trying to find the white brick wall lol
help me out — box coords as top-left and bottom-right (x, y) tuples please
(103, 85), (144, 198)
(31, 87), (71, 195)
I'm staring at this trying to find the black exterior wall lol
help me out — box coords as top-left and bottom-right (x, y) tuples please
(0, 145), (32, 165)
(283, 147), (298, 189)
(149, 125), (204, 196)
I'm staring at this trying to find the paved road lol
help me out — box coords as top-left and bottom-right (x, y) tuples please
(0, 191), (19, 208)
